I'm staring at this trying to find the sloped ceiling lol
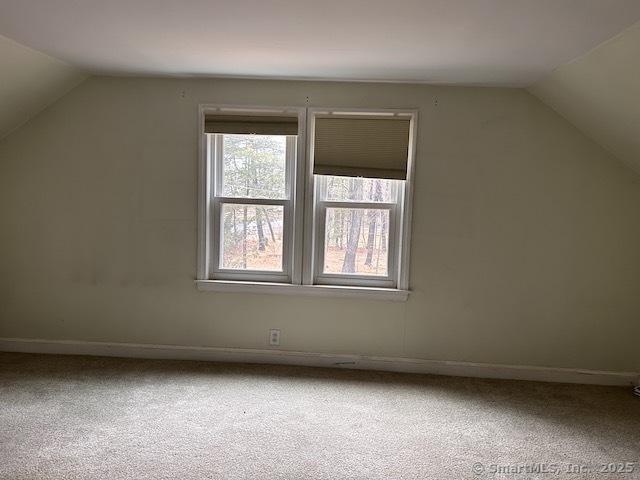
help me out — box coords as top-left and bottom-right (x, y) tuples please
(530, 22), (640, 174)
(0, 34), (87, 139)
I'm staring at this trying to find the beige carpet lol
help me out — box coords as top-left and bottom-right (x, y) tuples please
(0, 352), (638, 480)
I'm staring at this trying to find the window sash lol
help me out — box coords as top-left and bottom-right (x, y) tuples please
(212, 200), (291, 280)
(214, 134), (293, 201)
(312, 175), (401, 288)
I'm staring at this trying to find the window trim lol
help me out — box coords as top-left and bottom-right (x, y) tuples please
(195, 280), (410, 301)
(196, 104), (417, 299)
(197, 104), (307, 283)
(303, 107), (418, 292)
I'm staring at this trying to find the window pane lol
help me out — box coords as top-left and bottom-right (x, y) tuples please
(324, 207), (389, 276)
(221, 204), (284, 271)
(323, 175), (397, 202)
(221, 134), (289, 199)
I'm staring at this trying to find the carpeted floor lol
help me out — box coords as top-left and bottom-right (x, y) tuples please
(0, 353), (638, 480)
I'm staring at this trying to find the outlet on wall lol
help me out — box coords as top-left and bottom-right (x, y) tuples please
(269, 329), (281, 346)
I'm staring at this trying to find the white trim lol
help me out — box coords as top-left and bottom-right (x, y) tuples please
(301, 107), (316, 285)
(195, 279), (409, 301)
(399, 110), (418, 290)
(291, 123), (307, 285)
(196, 104), (210, 280)
(1, 337), (637, 387)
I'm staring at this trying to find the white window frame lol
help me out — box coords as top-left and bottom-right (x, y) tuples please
(312, 176), (401, 288)
(196, 105), (417, 300)
(210, 134), (297, 283)
(197, 105), (307, 284)
(303, 108), (417, 292)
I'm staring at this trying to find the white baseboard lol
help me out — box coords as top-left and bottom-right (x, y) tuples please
(0, 337), (637, 387)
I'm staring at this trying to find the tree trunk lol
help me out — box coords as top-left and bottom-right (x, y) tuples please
(342, 179), (363, 273)
(364, 211), (377, 266)
(232, 209), (237, 241)
(364, 180), (382, 266)
(243, 155), (250, 267)
(262, 207), (277, 242)
(331, 210), (339, 248)
(338, 210), (344, 249)
(380, 206), (388, 252)
(255, 208), (266, 251)
(242, 206), (248, 269)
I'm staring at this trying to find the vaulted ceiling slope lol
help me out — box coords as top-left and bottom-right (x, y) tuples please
(0, 34), (87, 139)
(530, 22), (640, 174)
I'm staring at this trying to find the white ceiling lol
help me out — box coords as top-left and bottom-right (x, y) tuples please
(0, 0), (639, 86)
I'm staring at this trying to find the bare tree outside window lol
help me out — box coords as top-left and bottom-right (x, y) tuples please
(222, 134), (287, 199)
(221, 204), (283, 271)
(321, 175), (395, 277)
(324, 207), (389, 276)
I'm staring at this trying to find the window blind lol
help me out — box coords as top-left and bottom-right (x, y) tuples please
(204, 114), (298, 135)
(313, 116), (410, 180)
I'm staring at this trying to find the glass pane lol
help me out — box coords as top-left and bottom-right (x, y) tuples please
(324, 208), (389, 276)
(323, 176), (397, 202)
(221, 134), (290, 199)
(221, 204), (284, 271)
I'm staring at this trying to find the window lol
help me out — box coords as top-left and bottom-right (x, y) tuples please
(210, 132), (296, 282)
(197, 106), (416, 300)
(313, 175), (401, 287)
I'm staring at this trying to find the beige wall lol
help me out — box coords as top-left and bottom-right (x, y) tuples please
(0, 34), (87, 139)
(530, 22), (640, 174)
(1, 76), (639, 372)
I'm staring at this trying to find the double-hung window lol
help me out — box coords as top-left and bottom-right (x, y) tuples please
(203, 111), (303, 283)
(197, 106), (416, 300)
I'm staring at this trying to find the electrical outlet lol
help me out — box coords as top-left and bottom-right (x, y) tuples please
(269, 329), (281, 346)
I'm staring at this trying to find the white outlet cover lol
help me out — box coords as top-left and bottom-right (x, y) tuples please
(269, 329), (281, 346)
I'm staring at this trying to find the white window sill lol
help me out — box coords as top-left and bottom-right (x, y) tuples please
(195, 280), (409, 301)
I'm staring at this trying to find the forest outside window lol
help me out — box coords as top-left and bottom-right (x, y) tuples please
(313, 175), (401, 287)
(197, 106), (416, 298)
